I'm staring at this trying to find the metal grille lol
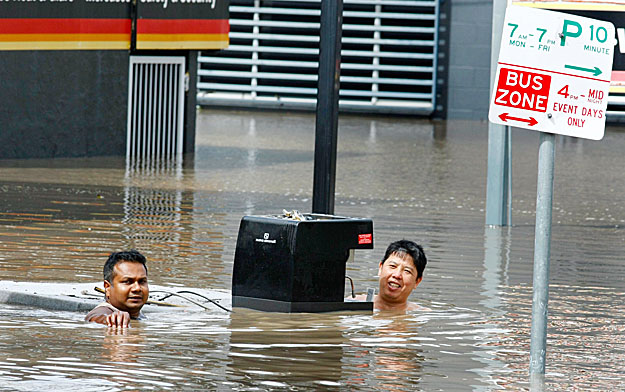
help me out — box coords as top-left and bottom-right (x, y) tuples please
(127, 56), (186, 163)
(197, 0), (439, 115)
(607, 94), (625, 119)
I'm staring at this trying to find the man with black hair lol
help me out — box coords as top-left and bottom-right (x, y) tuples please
(374, 240), (427, 312)
(85, 250), (149, 327)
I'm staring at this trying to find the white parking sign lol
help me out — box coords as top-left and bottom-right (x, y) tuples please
(488, 5), (615, 140)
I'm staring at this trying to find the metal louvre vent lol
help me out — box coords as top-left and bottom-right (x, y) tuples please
(197, 0), (438, 115)
(127, 56), (186, 164)
(607, 93), (625, 119)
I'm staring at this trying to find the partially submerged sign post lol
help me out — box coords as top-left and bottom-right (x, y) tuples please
(488, 5), (614, 376)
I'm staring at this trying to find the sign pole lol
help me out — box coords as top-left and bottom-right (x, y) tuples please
(312, 0), (343, 215)
(529, 131), (556, 375)
(488, 5), (614, 379)
(486, 0), (511, 227)
(486, 126), (511, 226)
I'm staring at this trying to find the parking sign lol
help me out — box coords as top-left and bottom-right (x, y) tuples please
(489, 5), (615, 140)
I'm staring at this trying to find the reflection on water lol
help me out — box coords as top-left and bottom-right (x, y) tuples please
(0, 110), (625, 390)
(123, 162), (184, 245)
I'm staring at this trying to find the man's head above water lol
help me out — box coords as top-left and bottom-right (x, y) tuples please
(85, 250), (149, 327)
(375, 240), (427, 312)
(103, 250), (149, 318)
(103, 250), (148, 287)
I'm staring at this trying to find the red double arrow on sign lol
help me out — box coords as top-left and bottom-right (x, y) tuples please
(498, 113), (538, 126)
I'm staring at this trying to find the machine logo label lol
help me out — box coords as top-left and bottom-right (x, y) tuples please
(256, 232), (276, 244)
(358, 233), (372, 244)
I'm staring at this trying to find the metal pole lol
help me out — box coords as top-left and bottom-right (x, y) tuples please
(529, 132), (556, 375)
(486, 0), (511, 226)
(312, 0), (343, 215)
(486, 127), (511, 226)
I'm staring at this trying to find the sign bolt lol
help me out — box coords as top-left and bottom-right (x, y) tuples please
(547, 113), (552, 119)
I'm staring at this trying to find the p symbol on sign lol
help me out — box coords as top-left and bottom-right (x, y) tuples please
(560, 20), (582, 46)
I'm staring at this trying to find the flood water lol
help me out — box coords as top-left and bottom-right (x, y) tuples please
(1, 109), (624, 391)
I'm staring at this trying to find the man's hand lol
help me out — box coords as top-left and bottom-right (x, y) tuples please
(105, 310), (131, 328)
(88, 310), (131, 327)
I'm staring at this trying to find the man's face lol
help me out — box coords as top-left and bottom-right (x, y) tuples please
(378, 252), (421, 306)
(104, 261), (149, 316)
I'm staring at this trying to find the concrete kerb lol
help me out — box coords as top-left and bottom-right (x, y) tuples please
(0, 281), (232, 314)
(0, 289), (97, 312)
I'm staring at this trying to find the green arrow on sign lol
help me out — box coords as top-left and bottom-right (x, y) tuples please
(564, 65), (602, 76)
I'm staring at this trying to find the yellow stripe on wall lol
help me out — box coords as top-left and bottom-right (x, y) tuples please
(0, 41), (130, 50)
(137, 40), (229, 49)
(0, 34), (130, 42)
(0, 33), (227, 50)
(136, 34), (229, 49)
(137, 33), (229, 42)
(512, 1), (625, 11)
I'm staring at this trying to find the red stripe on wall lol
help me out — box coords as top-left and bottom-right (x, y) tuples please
(0, 19), (131, 34)
(612, 71), (625, 82)
(137, 19), (229, 34)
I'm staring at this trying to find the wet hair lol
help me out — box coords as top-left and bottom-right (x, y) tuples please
(381, 240), (427, 279)
(103, 250), (148, 283)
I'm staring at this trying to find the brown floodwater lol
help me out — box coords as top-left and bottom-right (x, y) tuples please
(0, 109), (624, 390)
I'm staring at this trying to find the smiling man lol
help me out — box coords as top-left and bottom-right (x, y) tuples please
(375, 240), (427, 312)
(85, 250), (149, 327)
